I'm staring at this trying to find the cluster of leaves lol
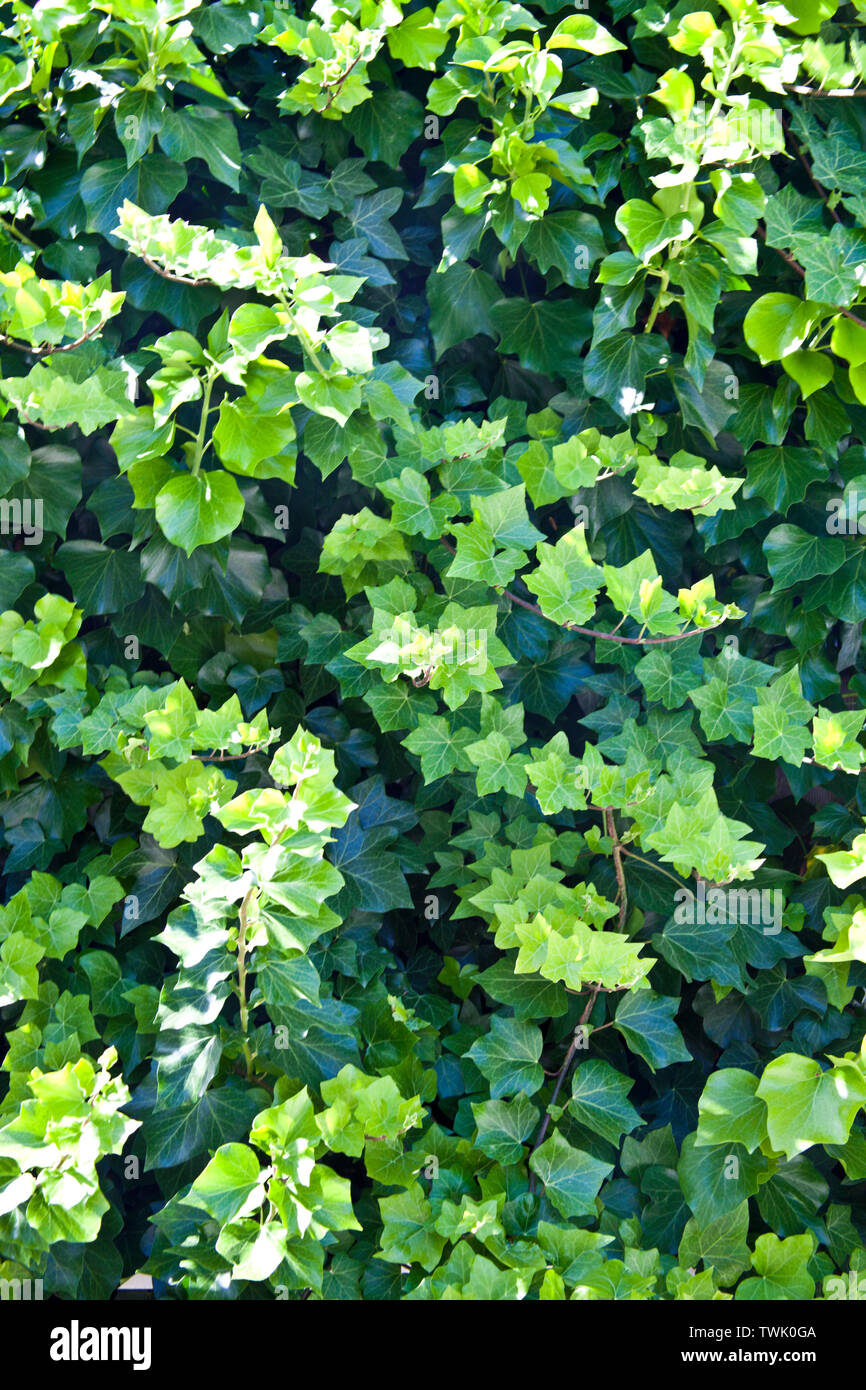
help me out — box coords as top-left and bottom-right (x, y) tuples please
(5, 0), (866, 1300)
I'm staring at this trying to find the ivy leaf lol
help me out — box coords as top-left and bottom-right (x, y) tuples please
(763, 524), (847, 592)
(751, 666), (816, 765)
(426, 261), (500, 355)
(568, 1058), (642, 1146)
(816, 833), (866, 890)
(466, 1015), (544, 1098)
(471, 1095), (539, 1165)
(386, 8), (449, 69)
(528, 1131), (614, 1219)
(525, 525), (604, 626)
(155, 1027), (223, 1112)
(115, 89), (165, 166)
(678, 1134), (769, 1226)
(613, 990), (691, 1071)
(328, 810), (412, 913)
(812, 706), (866, 773)
(615, 199), (693, 263)
(80, 156), (186, 239)
(377, 1186), (446, 1271)
(379, 468), (458, 538)
(756, 1052), (866, 1158)
(186, 1143), (265, 1224)
(344, 188), (406, 260)
(744, 446), (827, 512)
(154, 470), (245, 555)
(475, 959), (569, 1021)
(678, 1201), (751, 1287)
(743, 293), (814, 364)
(582, 333), (667, 416)
(491, 297), (591, 377)
(0, 933), (44, 1005)
(695, 1068), (768, 1152)
(524, 731), (585, 814)
(158, 107), (243, 191)
(344, 89), (423, 167)
(465, 730), (528, 797)
(548, 14), (625, 54)
(635, 647), (702, 709)
(143, 1081), (269, 1169)
(401, 715), (474, 782)
(53, 541), (143, 616)
(0, 356), (134, 433)
(523, 211), (606, 288)
(735, 1233), (815, 1300)
(795, 223), (866, 306)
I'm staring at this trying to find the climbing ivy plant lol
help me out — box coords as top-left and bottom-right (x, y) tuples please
(4, 0), (866, 1302)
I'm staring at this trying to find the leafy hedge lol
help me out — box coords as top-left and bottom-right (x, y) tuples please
(3, 0), (866, 1302)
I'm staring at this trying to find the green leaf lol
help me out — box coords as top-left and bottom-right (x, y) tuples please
(568, 1059), (642, 1146)
(154, 470), (245, 555)
(0, 933), (44, 1005)
(744, 446), (827, 511)
(751, 666), (817, 765)
(678, 1134), (769, 1227)
(548, 14), (626, 54)
(695, 1069), (768, 1153)
(466, 1015), (544, 1098)
(344, 89), (424, 167)
(756, 1052), (866, 1159)
(795, 224), (866, 307)
(0, 356), (134, 432)
(158, 107), (243, 191)
(613, 990), (691, 1071)
(379, 468), (458, 539)
(582, 333), (667, 416)
(678, 1202), (751, 1288)
(525, 525), (604, 626)
(465, 730), (528, 797)
(736, 1233), (815, 1300)
(491, 297), (589, 377)
(743, 293), (814, 364)
(54, 541), (144, 616)
(80, 156), (186, 239)
(387, 8), (448, 70)
(782, 349), (834, 399)
(812, 707), (866, 773)
(524, 211), (606, 288)
(763, 524), (847, 592)
(144, 1082), (269, 1170)
(472, 1095), (539, 1165)
(187, 1143), (265, 1224)
(427, 261), (500, 353)
(615, 199), (693, 263)
(377, 1186), (445, 1271)
(529, 1131), (614, 1218)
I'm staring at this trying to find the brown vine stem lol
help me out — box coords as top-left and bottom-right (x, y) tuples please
(0, 319), (110, 357)
(605, 807), (628, 930)
(236, 1066), (274, 1095)
(322, 51), (364, 110)
(440, 539), (717, 646)
(141, 253), (210, 286)
(192, 746), (270, 763)
(236, 886), (258, 1081)
(527, 985), (602, 1194)
(618, 845), (688, 889)
(0, 215), (39, 249)
(784, 85), (866, 97)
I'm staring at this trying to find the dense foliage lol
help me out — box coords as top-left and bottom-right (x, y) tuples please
(3, 0), (866, 1302)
